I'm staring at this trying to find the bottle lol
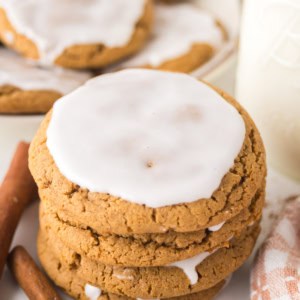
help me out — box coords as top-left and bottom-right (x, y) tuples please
(236, 0), (300, 181)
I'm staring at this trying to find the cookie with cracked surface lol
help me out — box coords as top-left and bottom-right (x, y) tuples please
(113, 2), (226, 73)
(0, 48), (91, 114)
(39, 186), (264, 267)
(29, 71), (266, 235)
(38, 238), (226, 300)
(38, 224), (260, 299)
(0, 0), (153, 69)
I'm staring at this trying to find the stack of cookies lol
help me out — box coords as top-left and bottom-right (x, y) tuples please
(29, 69), (266, 300)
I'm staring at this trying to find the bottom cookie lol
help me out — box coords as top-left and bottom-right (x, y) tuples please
(38, 224), (259, 299)
(38, 239), (226, 300)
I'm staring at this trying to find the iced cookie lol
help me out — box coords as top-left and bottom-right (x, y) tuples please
(38, 224), (259, 299)
(37, 237), (227, 300)
(0, 48), (91, 114)
(114, 3), (225, 73)
(0, 0), (153, 69)
(39, 187), (264, 267)
(29, 70), (266, 235)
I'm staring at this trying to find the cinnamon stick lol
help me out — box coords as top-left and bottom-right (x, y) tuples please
(8, 246), (61, 300)
(0, 142), (37, 277)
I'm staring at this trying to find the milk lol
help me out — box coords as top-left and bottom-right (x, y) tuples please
(236, 0), (300, 181)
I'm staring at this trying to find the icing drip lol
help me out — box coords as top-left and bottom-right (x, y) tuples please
(47, 69), (245, 207)
(170, 251), (214, 285)
(119, 3), (224, 68)
(113, 268), (134, 281)
(0, 48), (91, 94)
(84, 284), (101, 300)
(208, 221), (226, 232)
(1, 0), (146, 64)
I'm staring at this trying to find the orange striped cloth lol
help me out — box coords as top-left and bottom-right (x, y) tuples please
(251, 197), (300, 300)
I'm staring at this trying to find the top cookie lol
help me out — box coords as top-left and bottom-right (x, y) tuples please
(29, 69), (266, 234)
(0, 0), (153, 69)
(116, 2), (225, 73)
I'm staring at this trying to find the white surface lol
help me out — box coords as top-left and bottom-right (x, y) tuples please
(47, 70), (245, 207)
(0, 48), (91, 94)
(1, 0), (146, 64)
(236, 0), (300, 181)
(0, 115), (43, 180)
(119, 3), (224, 68)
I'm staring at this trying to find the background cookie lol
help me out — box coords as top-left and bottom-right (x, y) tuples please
(113, 2), (225, 73)
(0, 48), (91, 114)
(0, 0), (153, 69)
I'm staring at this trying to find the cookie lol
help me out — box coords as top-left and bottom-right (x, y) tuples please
(37, 237), (226, 300)
(39, 186), (264, 267)
(113, 3), (225, 73)
(0, 0), (153, 69)
(0, 48), (91, 114)
(29, 70), (266, 235)
(38, 224), (259, 299)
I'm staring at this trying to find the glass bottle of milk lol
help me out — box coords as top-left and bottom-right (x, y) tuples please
(236, 0), (300, 181)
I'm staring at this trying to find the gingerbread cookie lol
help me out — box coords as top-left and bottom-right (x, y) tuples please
(0, 0), (153, 69)
(0, 48), (91, 113)
(38, 237), (226, 300)
(29, 70), (266, 235)
(113, 3), (225, 73)
(39, 187), (264, 267)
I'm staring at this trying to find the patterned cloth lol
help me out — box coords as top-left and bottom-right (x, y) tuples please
(251, 197), (300, 300)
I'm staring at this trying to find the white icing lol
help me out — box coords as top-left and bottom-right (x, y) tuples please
(119, 3), (223, 68)
(227, 235), (234, 242)
(208, 221), (226, 232)
(112, 268), (134, 281)
(113, 273), (134, 280)
(170, 251), (214, 285)
(1, 0), (146, 64)
(0, 48), (91, 94)
(84, 284), (101, 300)
(47, 69), (245, 207)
